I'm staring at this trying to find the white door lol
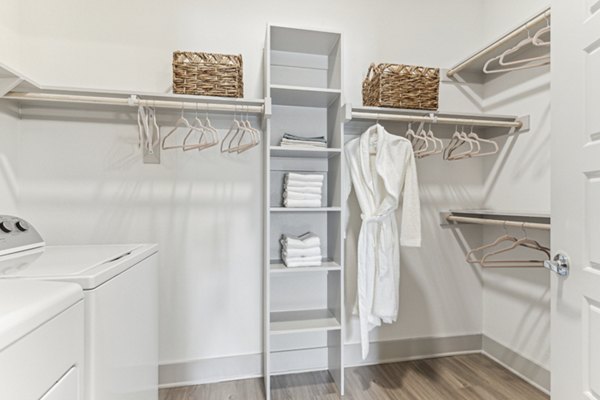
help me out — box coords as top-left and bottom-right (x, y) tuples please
(552, 0), (600, 398)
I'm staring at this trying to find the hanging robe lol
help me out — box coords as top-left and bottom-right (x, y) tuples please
(344, 124), (421, 359)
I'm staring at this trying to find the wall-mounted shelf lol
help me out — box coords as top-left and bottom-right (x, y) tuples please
(0, 63), (269, 115)
(446, 7), (551, 81)
(346, 105), (527, 131)
(270, 260), (342, 273)
(271, 84), (341, 108)
(270, 309), (341, 335)
(270, 146), (341, 159)
(441, 209), (551, 230)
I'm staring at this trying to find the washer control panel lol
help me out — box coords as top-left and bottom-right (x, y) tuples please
(0, 215), (44, 256)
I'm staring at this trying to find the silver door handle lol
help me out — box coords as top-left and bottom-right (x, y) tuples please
(544, 253), (570, 277)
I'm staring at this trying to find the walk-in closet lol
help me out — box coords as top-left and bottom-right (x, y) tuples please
(0, 1), (598, 399)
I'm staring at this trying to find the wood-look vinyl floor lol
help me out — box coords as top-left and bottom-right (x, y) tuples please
(159, 354), (549, 400)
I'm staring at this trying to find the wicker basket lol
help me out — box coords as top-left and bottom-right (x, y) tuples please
(362, 63), (439, 110)
(172, 52), (243, 98)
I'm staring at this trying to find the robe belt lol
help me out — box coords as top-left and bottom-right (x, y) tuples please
(360, 209), (395, 224)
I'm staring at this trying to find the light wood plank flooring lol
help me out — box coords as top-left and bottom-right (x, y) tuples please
(159, 354), (549, 400)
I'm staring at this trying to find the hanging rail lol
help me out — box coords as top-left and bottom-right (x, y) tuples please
(2, 92), (265, 114)
(446, 215), (550, 231)
(447, 7), (551, 78)
(351, 111), (523, 129)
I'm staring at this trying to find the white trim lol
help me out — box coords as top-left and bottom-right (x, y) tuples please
(159, 334), (482, 389)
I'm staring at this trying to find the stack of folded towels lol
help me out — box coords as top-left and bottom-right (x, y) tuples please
(281, 232), (322, 267)
(283, 172), (323, 208)
(280, 133), (327, 149)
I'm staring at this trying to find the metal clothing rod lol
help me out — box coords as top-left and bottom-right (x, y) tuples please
(2, 92), (265, 114)
(447, 7), (551, 78)
(351, 111), (522, 129)
(446, 215), (550, 231)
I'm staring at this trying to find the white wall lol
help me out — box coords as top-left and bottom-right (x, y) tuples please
(479, 0), (551, 374)
(0, 102), (19, 215)
(0, 0), (551, 387)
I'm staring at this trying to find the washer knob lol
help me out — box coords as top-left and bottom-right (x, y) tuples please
(15, 220), (28, 232)
(0, 221), (15, 233)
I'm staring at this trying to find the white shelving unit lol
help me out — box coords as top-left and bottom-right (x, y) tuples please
(263, 24), (345, 399)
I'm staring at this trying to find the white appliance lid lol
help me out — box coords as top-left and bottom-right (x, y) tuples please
(0, 244), (157, 289)
(0, 280), (82, 351)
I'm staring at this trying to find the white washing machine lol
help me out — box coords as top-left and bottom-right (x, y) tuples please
(0, 280), (84, 400)
(0, 215), (159, 400)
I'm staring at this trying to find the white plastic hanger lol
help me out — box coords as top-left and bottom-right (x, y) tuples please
(162, 105), (192, 150)
(221, 107), (245, 153)
(147, 106), (160, 153)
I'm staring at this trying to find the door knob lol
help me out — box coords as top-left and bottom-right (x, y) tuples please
(544, 253), (570, 277)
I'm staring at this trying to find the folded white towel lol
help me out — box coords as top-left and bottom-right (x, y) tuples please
(283, 255), (323, 263)
(283, 259), (323, 268)
(280, 142), (327, 149)
(281, 232), (321, 249)
(282, 246), (322, 257)
(285, 181), (323, 188)
(287, 173), (325, 183)
(283, 186), (322, 195)
(284, 191), (322, 200)
(281, 139), (327, 148)
(284, 199), (321, 208)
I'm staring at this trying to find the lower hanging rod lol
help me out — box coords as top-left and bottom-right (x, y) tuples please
(2, 92), (265, 114)
(351, 111), (522, 129)
(446, 215), (550, 231)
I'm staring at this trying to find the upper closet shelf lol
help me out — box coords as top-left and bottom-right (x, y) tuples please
(346, 105), (527, 131)
(271, 85), (341, 107)
(446, 7), (551, 81)
(0, 63), (270, 115)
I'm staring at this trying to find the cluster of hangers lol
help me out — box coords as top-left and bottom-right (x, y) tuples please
(405, 122), (499, 160)
(466, 222), (550, 268)
(158, 104), (260, 153)
(484, 17), (550, 74)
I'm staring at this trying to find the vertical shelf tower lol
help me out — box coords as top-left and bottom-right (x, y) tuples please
(263, 25), (345, 399)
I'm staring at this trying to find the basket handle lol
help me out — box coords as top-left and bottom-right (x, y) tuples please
(365, 63), (378, 81)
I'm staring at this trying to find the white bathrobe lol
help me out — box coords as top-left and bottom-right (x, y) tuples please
(344, 124), (421, 359)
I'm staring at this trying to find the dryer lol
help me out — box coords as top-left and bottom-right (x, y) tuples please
(0, 215), (159, 400)
(0, 280), (84, 400)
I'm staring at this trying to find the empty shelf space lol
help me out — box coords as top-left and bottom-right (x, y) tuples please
(271, 85), (341, 107)
(270, 207), (341, 213)
(270, 146), (341, 158)
(270, 309), (341, 335)
(270, 260), (342, 273)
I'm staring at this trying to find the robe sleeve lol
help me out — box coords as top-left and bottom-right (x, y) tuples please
(342, 146), (353, 239)
(400, 149), (421, 247)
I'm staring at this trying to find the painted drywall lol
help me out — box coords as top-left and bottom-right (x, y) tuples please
(0, 0), (549, 387)
(0, 0), (21, 71)
(479, 0), (551, 373)
(0, 102), (19, 215)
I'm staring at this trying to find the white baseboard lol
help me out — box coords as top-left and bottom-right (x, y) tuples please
(482, 335), (550, 394)
(159, 334), (482, 388)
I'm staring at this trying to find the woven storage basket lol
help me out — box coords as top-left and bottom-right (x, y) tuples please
(172, 51), (243, 98)
(362, 63), (439, 110)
